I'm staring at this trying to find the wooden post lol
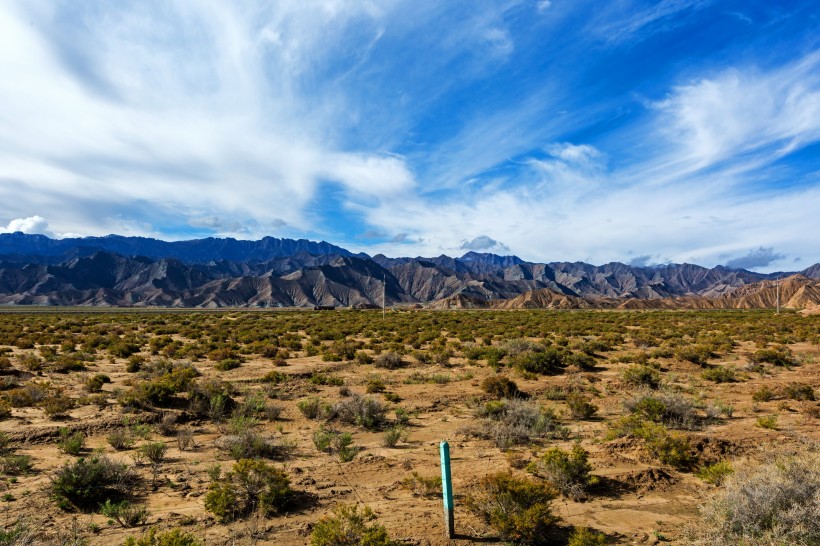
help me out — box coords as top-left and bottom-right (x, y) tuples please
(440, 441), (454, 538)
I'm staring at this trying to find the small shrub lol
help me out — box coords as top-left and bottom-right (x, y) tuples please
(382, 427), (404, 448)
(401, 472), (441, 497)
(783, 382), (815, 401)
(365, 379), (386, 393)
(298, 397), (331, 420)
(139, 442), (168, 465)
(481, 376), (522, 399)
(511, 348), (566, 375)
(85, 374), (111, 393)
(622, 365), (660, 389)
(124, 528), (203, 546)
(565, 393), (598, 420)
(214, 358), (241, 371)
(756, 415), (778, 430)
(701, 366), (737, 383)
(51, 455), (139, 510)
(676, 345), (714, 366)
(313, 429), (357, 462)
(204, 459), (294, 522)
(99, 499), (149, 528)
(311, 504), (398, 546)
(0, 454), (33, 475)
(696, 461), (734, 485)
(468, 472), (558, 545)
(752, 386), (776, 402)
(57, 428), (85, 456)
(691, 452), (820, 545)
(333, 395), (387, 430)
(107, 430), (136, 451)
(216, 430), (294, 461)
(749, 346), (795, 367)
(373, 352), (404, 370)
(528, 444), (596, 500)
(568, 527), (607, 546)
(41, 395), (75, 418)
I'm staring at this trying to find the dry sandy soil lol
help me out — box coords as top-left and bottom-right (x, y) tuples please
(0, 309), (817, 545)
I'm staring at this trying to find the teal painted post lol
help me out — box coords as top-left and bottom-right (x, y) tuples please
(440, 441), (455, 538)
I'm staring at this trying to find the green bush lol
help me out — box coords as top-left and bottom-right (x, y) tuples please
(565, 393), (598, 420)
(204, 459), (294, 522)
(469, 472), (558, 545)
(99, 499), (149, 528)
(57, 428), (85, 456)
(107, 430), (136, 451)
(511, 348), (566, 375)
(676, 345), (714, 365)
(701, 366), (737, 383)
(622, 365), (661, 388)
(568, 527), (607, 546)
(311, 504), (398, 546)
(298, 397), (332, 420)
(696, 461), (734, 485)
(373, 352), (404, 369)
(750, 346), (795, 367)
(783, 382), (815, 401)
(528, 444), (596, 500)
(51, 455), (139, 510)
(481, 376), (522, 399)
(124, 528), (203, 546)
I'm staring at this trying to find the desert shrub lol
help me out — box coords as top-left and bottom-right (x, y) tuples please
(188, 378), (236, 420)
(528, 444), (596, 500)
(565, 393), (598, 420)
(332, 395), (386, 430)
(752, 386), (776, 402)
(621, 365), (660, 388)
(676, 345), (714, 365)
(481, 376), (523, 399)
(756, 415), (778, 430)
(468, 472), (558, 545)
(470, 399), (566, 449)
(511, 348), (566, 375)
(214, 358), (241, 371)
(204, 459), (294, 522)
(107, 430), (136, 451)
(85, 373), (111, 393)
(124, 528), (203, 546)
(313, 428), (357, 462)
(310, 373), (344, 386)
(139, 442), (168, 465)
(365, 378), (386, 393)
(625, 391), (697, 429)
(701, 366), (737, 383)
(783, 382), (815, 401)
(696, 461), (734, 485)
(0, 400), (11, 420)
(51, 455), (139, 510)
(565, 352), (596, 370)
(373, 352), (404, 369)
(0, 454), (33, 475)
(298, 397), (332, 420)
(502, 339), (542, 357)
(749, 346), (795, 367)
(382, 426), (405, 448)
(568, 527), (607, 546)
(690, 452), (820, 545)
(216, 430), (294, 461)
(57, 428), (85, 456)
(121, 363), (199, 408)
(126, 355), (145, 373)
(310, 504), (398, 546)
(99, 499), (149, 528)
(41, 394), (75, 418)
(607, 417), (696, 469)
(401, 472), (442, 498)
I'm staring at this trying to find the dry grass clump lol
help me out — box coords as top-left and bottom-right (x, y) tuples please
(464, 399), (567, 449)
(690, 450), (820, 545)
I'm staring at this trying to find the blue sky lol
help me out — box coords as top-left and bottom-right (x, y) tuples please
(0, 0), (818, 271)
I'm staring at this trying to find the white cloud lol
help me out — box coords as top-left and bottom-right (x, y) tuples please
(536, 1), (552, 13)
(1, 216), (54, 237)
(653, 52), (820, 169)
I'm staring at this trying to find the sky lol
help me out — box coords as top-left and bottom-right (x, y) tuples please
(0, 0), (818, 271)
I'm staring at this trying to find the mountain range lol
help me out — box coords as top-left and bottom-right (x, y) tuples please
(0, 232), (817, 309)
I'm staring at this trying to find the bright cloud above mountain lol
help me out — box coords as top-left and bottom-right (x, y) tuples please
(0, 0), (817, 271)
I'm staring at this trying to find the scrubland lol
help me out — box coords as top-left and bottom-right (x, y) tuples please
(0, 309), (817, 545)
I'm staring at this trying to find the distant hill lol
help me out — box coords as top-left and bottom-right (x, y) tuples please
(0, 232), (816, 309)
